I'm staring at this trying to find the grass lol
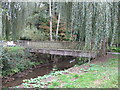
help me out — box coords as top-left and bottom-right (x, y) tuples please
(4, 46), (25, 52)
(109, 46), (120, 53)
(54, 57), (118, 88)
(16, 55), (118, 88)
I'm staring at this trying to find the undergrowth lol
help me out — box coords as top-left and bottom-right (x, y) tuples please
(1, 46), (35, 76)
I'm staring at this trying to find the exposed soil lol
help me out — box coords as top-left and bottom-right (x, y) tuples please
(22, 53), (118, 88)
(2, 55), (77, 88)
(92, 53), (117, 64)
(2, 53), (118, 88)
(67, 53), (117, 74)
(93, 79), (103, 86)
(2, 63), (53, 88)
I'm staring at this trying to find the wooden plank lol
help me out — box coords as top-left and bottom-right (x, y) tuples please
(29, 48), (97, 58)
(18, 40), (84, 50)
(19, 41), (98, 58)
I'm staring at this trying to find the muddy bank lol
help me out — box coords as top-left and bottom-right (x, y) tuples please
(2, 63), (53, 87)
(2, 55), (77, 88)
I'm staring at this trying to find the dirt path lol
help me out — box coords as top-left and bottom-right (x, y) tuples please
(67, 53), (117, 74)
(92, 53), (117, 64)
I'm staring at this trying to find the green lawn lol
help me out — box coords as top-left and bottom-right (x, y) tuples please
(16, 55), (119, 88)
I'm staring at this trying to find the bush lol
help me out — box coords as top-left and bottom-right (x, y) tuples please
(1, 46), (34, 76)
(20, 27), (48, 41)
(0, 47), (3, 76)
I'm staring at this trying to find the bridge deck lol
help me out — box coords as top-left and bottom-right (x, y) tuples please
(28, 48), (97, 58)
(17, 40), (98, 58)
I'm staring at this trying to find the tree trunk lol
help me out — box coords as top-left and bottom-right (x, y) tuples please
(85, 3), (93, 50)
(110, 3), (118, 46)
(56, 13), (60, 41)
(49, 0), (53, 41)
(0, 5), (2, 39)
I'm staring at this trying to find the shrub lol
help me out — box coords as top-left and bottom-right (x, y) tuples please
(0, 46), (3, 76)
(1, 46), (34, 76)
(20, 27), (48, 41)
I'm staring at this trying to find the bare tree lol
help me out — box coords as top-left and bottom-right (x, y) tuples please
(56, 13), (61, 40)
(49, 0), (53, 41)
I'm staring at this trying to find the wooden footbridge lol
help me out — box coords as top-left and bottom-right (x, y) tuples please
(17, 40), (107, 58)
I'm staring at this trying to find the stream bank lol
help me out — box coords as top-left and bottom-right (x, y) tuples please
(2, 53), (78, 88)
